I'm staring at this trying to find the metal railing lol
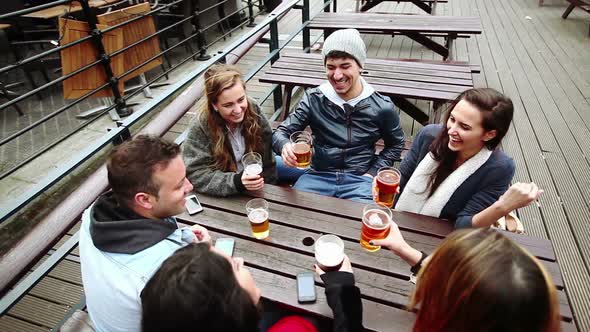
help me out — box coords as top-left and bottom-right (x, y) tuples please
(0, 0), (267, 180)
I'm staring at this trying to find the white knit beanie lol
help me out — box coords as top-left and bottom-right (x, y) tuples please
(322, 29), (366, 68)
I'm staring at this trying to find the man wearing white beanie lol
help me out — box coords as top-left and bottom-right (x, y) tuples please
(272, 29), (405, 203)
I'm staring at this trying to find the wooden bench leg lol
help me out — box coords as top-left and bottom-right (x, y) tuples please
(405, 32), (449, 59)
(444, 33), (457, 61)
(280, 85), (294, 121)
(562, 4), (576, 19)
(391, 96), (429, 125)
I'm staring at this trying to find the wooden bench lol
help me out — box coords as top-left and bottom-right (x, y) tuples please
(308, 12), (482, 60)
(561, 0), (590, 36)
(259, 52), (476, 125)
(358, 0), (447, 15)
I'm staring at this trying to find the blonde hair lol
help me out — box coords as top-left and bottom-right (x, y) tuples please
(409, 228), (560, 332)
(198, 64), (263, 171)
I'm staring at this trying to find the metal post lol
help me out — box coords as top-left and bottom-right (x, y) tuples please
(268, 18), (282, 111)
(77, 0), (131, 116)
(247, 0), (256, 27)
(192, 4), (212, 61)
(302, 0), (310, 51)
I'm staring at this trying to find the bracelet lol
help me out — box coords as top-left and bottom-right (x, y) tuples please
(410, 251), (428, 275)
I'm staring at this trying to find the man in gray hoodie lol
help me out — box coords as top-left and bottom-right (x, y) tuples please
(79, 135), (210, 332)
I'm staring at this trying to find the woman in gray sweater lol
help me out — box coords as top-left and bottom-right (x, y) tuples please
(183, 65), (277, 196)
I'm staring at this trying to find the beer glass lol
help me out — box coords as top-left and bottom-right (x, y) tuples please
(315, 234), (344, 272)
(289, 131), (312, 169)
(373, 167), (401, 208)
(245, 198), (270, 239)
(242, 152), (263, 176)
(360, 203), (392, 252)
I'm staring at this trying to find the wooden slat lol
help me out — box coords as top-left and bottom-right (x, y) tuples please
(28, 276), (84, 307)
(0, 315), (47, 332)
(7, 295), (69, 328)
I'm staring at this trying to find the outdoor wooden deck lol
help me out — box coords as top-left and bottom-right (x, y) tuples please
(1, 0), (590, 331)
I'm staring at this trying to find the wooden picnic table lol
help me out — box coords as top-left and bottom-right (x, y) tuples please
(358, 0), (446, 15)
(308, 12), (482, 60)
(176, 184), (578, 331)
(259, 53), (476, 124)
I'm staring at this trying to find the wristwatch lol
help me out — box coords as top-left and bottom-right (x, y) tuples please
(409, 251), (428, 284)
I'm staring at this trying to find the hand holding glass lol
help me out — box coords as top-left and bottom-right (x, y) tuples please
(373, 167), (400, 208)
(360, 203), (392, 252)
(242, 152), (263, 176)
(315, 234), (344, 272)
(245, 198), (270, 239)
(289, 131), (312, 169)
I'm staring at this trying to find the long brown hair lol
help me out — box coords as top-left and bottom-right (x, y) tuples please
(427, 88), (514, 196)
(409, 229), (560, 332)
(198, 64), (263, 171)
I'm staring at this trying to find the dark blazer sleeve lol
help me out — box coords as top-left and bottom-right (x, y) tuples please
(320, 272), (363, 332)
(454, 154), (516, 228)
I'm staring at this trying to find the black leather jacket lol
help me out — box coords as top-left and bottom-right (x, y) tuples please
(272, 87), (405, 175)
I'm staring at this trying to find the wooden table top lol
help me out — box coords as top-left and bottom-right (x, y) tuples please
(176, 184), (577, 331)
(22, 0), (120, 19)
(309, 12), (483, 34)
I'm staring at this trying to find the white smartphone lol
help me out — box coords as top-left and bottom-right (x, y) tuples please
(215, 238), (236, 257)
(185, 194), (203, 215)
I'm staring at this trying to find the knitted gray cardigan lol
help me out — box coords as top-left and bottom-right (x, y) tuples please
(182, 100), (277, 197)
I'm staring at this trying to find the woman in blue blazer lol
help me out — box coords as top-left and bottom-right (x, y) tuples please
(396, 88), (541, 229)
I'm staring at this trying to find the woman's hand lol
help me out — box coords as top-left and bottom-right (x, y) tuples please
(371, 222), (424, 267)
(241, 173), (264, 191)
(314, 255), (353, 276)
(370, 222), (407, 254)
(496, 182), (544, 214)
(281, 143), (298, 168)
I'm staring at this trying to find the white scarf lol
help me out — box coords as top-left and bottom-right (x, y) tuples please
(396, 149), (493, 217)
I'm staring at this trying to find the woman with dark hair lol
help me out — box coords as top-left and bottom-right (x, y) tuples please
(183, 64), (277, 196)
(371, 227), (560, 332)
(141, 243), (363, 332)
(396, 88), (542, 229)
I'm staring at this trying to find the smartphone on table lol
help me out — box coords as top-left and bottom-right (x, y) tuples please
(296, 272), (317, 304)
(215, 238), (235, 257)
(185, 194), (203, 215)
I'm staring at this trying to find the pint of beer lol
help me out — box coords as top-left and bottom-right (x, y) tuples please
(289, 131), (312, 169)
(245, 198), (270, 239)
(360, 204), (392, 252)
(242, 152), (263, 176)
(315, 234), (344, 272)
(373, 167), (400, 208)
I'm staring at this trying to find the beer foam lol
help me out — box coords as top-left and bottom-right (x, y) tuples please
(364, 209), (390, 228)
(315, 242), (344, 266)
(248, 208), (268, 224)
(245, 164), (263, 176)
